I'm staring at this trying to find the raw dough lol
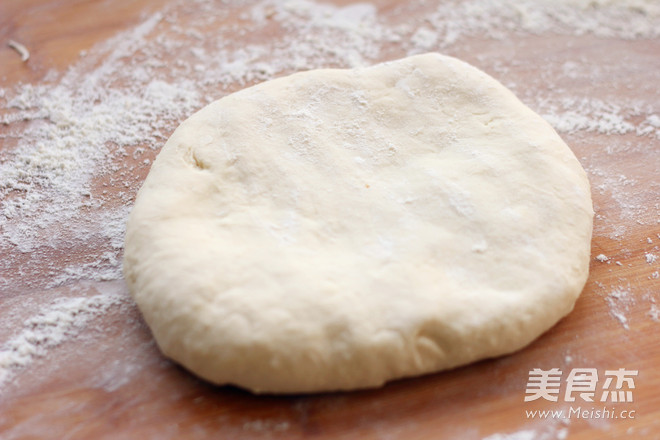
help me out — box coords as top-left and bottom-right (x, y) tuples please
(123, 53), (593, 394)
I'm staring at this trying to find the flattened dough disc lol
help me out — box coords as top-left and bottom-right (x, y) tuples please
(123, 53), (593, 393)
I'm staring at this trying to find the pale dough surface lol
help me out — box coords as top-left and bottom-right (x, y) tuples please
(123, 53), (593, 393)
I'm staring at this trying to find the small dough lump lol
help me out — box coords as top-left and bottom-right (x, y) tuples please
(123, 53), (593, 393)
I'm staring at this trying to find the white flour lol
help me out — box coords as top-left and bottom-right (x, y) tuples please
(606, 287), (634, 330)
(482, 430), (536, 440)
(0, 286), (127, 388)
(649, 304), (660, 322)
(481, 425), (569, 440)
(0, 0), (658, 433)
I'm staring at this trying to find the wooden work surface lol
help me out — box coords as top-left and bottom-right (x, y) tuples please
(0, 0), (658, 439)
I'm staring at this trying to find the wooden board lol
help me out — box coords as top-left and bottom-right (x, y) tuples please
(1, 0), (659, 438)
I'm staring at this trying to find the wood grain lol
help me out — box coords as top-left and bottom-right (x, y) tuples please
(0, 0), (658, 439)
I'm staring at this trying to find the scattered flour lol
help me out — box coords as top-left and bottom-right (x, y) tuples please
(588, 167), (655, 241)
(595, 254), (609, 262)
(242, 420), (291, 433)
(482, 430), (536, 440)
(0, 289), (127, 390)
(649, 304), (660, 322)
(605, 287), (635, 330)
(541, 99), (636, 136)
(481, 417), (572, 440)
(609, 310), (629, 329)
(481, 423), (571, 440)
(404, 0), (660, 51)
